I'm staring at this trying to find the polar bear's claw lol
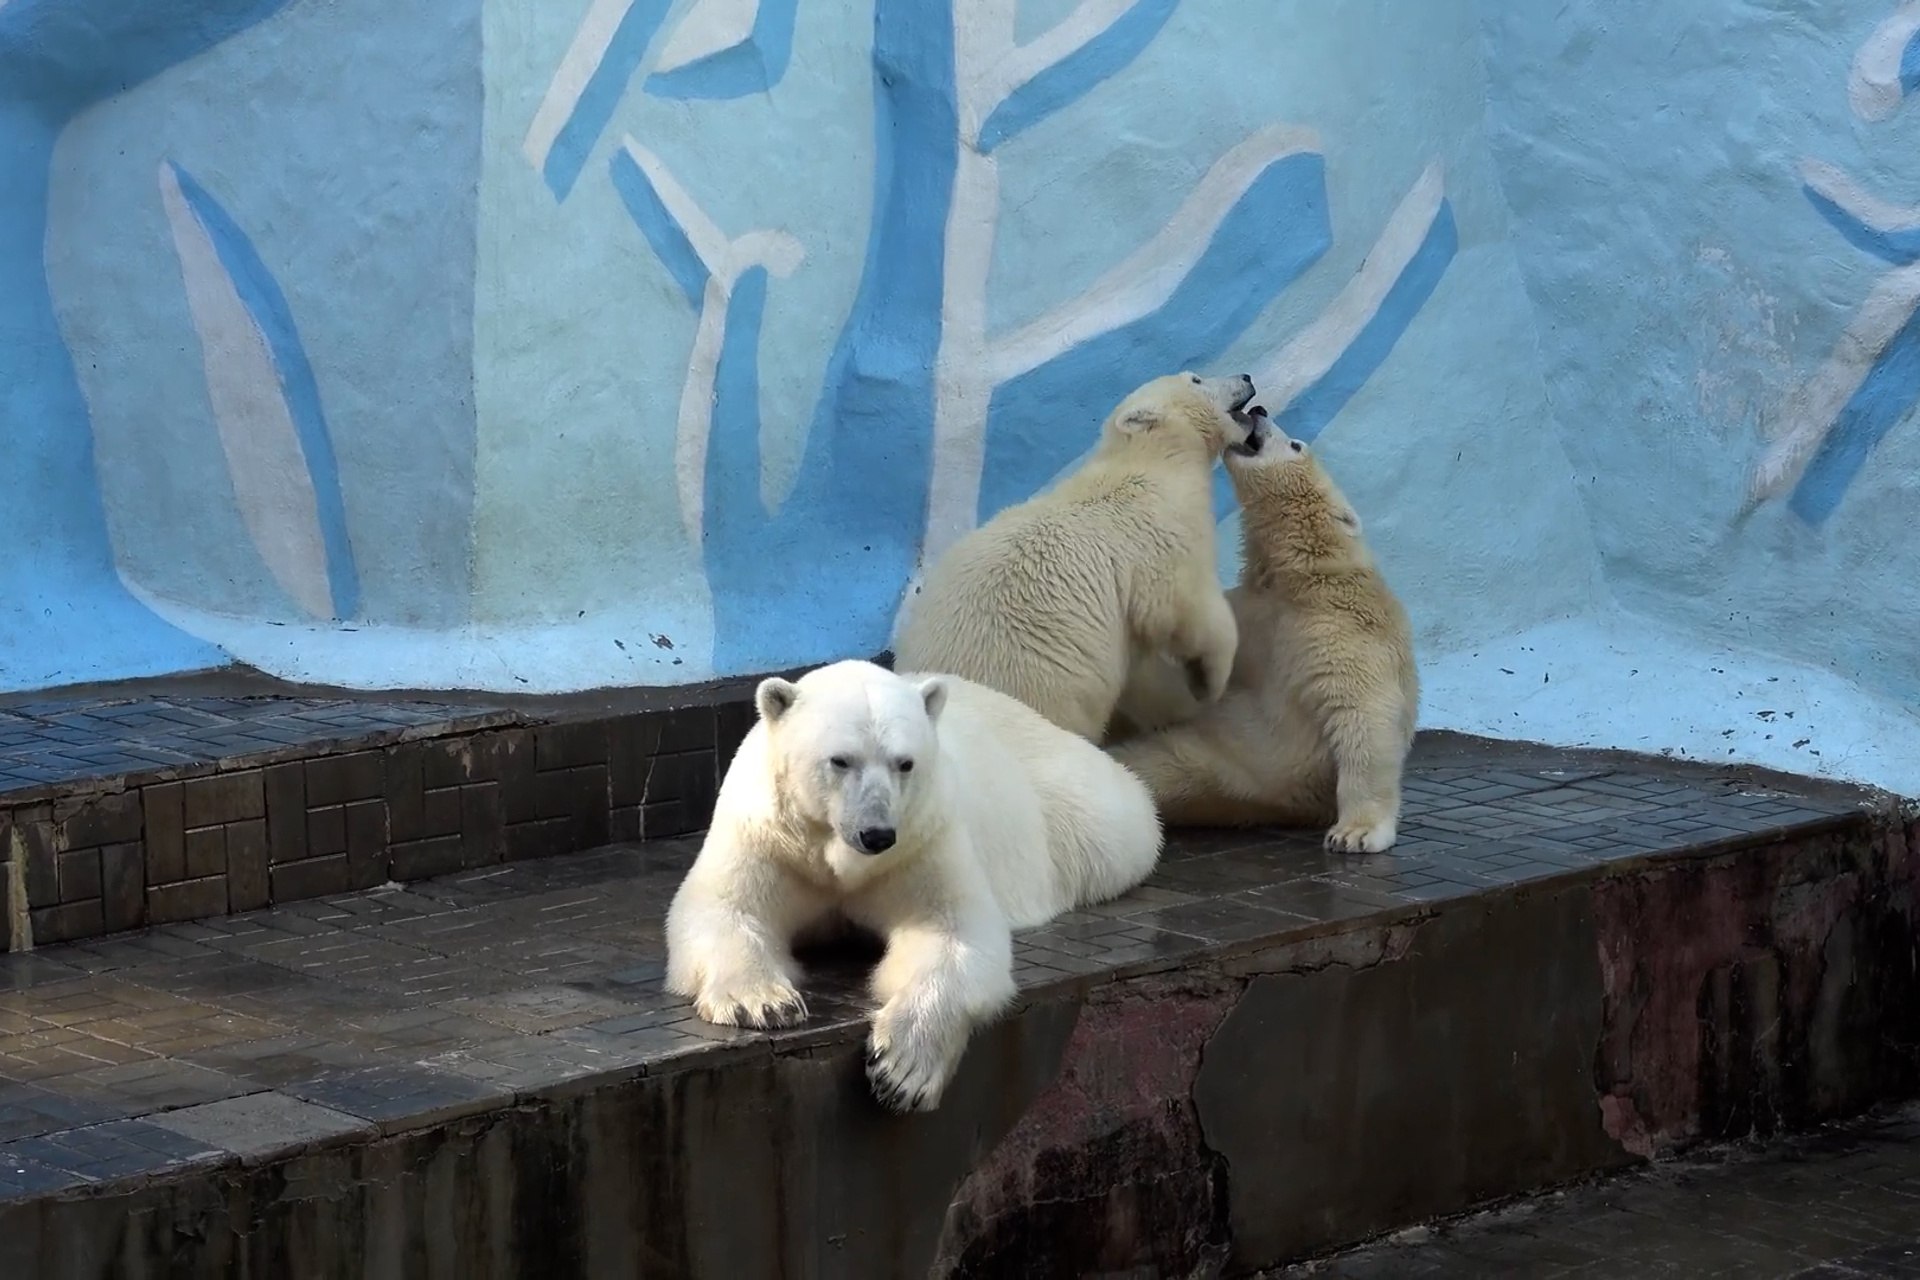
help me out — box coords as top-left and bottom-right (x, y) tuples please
(864, 1030), (950, 1114)
(694, 983), (809, 1029)
(1324, 816), (1396, 855)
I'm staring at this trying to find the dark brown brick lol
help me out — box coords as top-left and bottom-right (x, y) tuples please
(305, 750), (385, 807)
(99, 842), (145, 933)
(185, 826), (227, 881)
(536, 720), (608, 771)
(182, 770), (265, 827)
(345, 799), (388, 890)
(56, 848), (101, 904)
(226, 818), (270, 913)
(715, 701), (756, 772)
(642, 799), (704, 841)
(639, 751), (695, 805)
(506, 818), (573, 862)
(657, 706), (715, 753)
(421, 738), (474, 790)
(420, 789), (462, 839)
(387, 748), (461, 841)
(31, 899), (103, 945)
(497, 731), (539, 825)
(55, 791), (143, 849)
(307, 806), (347, 858)
(271, 855), (350, 902)
(147, 876), (228, 925)
(609, 806), (642, 843)
(16, 811), (57, 909)
(607, 714), (664, 808)
(264, 760), (307, 865)
(536, 765), (605, 821)
(644, 751), (716, 818)
(142, 782), (186, 884)
(563, 766), (611, 849)
(385, 743), (424, 838)
(390, 835), (465, 882)
(460, 782), (505, 867)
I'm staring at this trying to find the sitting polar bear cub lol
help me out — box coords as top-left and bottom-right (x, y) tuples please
(665, 659), (1161, 1112)
(893, 372), (1259, 741)
(1110, 411), (1418, 853)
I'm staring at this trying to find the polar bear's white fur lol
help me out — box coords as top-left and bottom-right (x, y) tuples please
(893, 372), (1259, 741)
(664, 659), (1162, 1112)
(1111, 412), (1418, 853)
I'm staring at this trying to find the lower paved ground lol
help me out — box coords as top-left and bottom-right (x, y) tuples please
(0, 735), (1873, 1223)
(1279, 1105), (1920, 1278)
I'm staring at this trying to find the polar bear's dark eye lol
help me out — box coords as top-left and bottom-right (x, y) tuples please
(1288, 439), (1304, 453)
(1190, 375), (1202, 384)
(829, 756), (852, 770)
(896, 758), (915, 774)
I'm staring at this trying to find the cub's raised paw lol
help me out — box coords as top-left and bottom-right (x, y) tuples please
(1324, 816), (1397, 855)
(864, 1019), (961, 1114)
(694, 980), (808, 1029)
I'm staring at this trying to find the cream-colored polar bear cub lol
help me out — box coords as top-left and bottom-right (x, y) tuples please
(893, 372), (1259, 741)
(1110, 412), (1418, 853)
(665, 659), (1161, 1113)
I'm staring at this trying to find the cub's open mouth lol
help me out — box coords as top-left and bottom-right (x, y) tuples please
(1228, 404), (1268, 456)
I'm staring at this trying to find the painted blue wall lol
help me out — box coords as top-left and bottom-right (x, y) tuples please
(4, 0), (1913, 790)
(47, 0), (482, 631)
(0, 0), (286, 691)
(463, 0), (1597, 687)
(1482, 1), (1920, 709)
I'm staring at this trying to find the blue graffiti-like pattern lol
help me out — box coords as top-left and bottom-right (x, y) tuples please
(694, 1), (1457, 671)
(1787, 21), (1920, 525)
(0, 0), (299, 683)
(589, 0), (1456, 675)
(646, 0), (800, 101)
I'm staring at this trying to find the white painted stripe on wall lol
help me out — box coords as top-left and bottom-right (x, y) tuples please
(976, 0), (1136, 119)
(1801, 156), (1920, 233)
(158, 162), (336, 621)
(524, 0), (639, 173)
(1747, 258), (1920, 505)
(1255, 161), (1447, 414)
(654, 0), (758, 74)
(1849, 0), (1920, 123)
(619, 137), (735, 275)
(986, 123), (1323, 385)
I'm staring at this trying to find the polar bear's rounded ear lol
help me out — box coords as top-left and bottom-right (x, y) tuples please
(1116, 407), (1160, 435)
(756, 677), (799, 724)
(915, 676), (948, 723)
(1336, 505), (1362, 534)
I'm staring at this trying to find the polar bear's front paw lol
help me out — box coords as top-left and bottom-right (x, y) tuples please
(1324, 814), (1397, 854)
(693, 978), (809, 1029)
(864, 1012), (966, 1114)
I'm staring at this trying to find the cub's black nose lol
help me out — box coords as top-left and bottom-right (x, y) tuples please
(1239, 373), (1253, 384)
(857, 826), (897, 854)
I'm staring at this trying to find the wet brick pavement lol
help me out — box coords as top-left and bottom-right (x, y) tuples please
(1277, 1104), (1920, 1278)
(0, 694), (516, 798)
(0, 739), (1871, 1205)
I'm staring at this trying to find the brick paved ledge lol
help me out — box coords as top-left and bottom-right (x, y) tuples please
(0, 740), (1913, 1277)
(0, 667), (814, 950)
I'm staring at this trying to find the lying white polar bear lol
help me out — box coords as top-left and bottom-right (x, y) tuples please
(664, 659), (1161, 1112)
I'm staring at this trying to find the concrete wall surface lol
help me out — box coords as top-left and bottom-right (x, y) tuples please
(2, 0), (1915, 791)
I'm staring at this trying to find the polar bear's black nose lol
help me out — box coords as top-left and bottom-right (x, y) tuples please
(857, 826), (897, 854)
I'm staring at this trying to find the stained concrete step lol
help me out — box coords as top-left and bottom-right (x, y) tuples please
(0, 738), (1912, 1277)
(1271, 1102), (1920, 1278)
